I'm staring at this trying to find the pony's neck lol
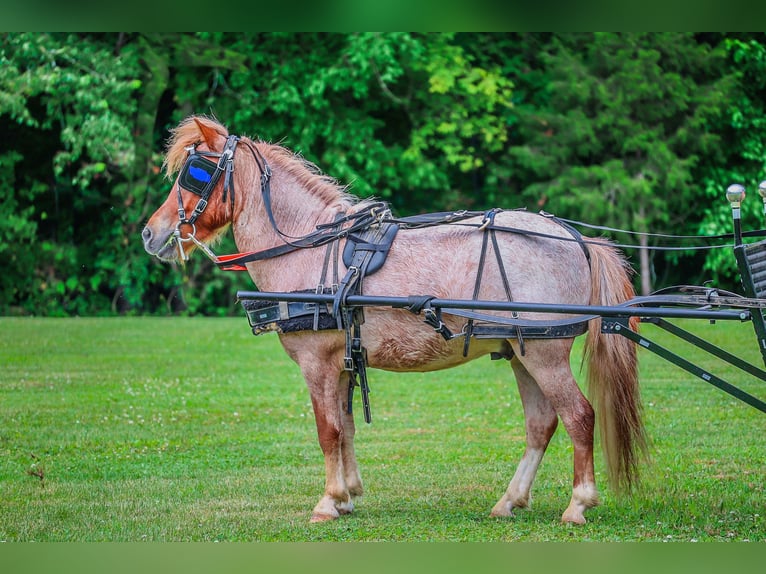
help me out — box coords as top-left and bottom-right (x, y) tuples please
(231, 143), (354, 291)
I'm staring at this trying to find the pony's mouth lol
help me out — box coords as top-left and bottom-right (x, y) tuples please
(142, 225), (183, 262)
(153, 241), (182, 262)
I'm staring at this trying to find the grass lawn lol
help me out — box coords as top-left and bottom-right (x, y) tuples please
(0, 315), (764, 541)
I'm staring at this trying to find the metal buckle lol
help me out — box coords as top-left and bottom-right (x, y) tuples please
(192, 198), (208, 215)
(172, 221), (196, 261)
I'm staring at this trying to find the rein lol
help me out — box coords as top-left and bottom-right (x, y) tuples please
(170, 134), (766, 273)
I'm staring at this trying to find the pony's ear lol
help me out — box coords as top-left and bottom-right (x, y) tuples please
(194, 117), (226, 150)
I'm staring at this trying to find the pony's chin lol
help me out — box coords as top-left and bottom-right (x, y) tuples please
(149, 242), (183, 263)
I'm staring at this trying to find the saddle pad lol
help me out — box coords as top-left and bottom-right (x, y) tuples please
(342, 222), (399, 276)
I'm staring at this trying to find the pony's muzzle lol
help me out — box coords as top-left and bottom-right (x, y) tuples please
(141, 224), (178, 261)
(141, 225), (153, 245)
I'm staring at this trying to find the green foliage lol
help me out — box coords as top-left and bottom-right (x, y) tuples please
(504, 33), (736, 290)
(0, 33), (143, 315)
(0, 33), (139, 185)
(2, 33), (766, 315)
(0, 151), (41, 313)
(511, 34), (720, 227)
(208, 33), (514, 212)
(697, 35), (766, 288)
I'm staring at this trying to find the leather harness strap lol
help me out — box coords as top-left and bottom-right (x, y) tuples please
(464, 209), (526, 357)
(332, 216), (399, 424)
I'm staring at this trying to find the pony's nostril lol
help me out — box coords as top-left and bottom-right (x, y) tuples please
(141, 226), (153, 243)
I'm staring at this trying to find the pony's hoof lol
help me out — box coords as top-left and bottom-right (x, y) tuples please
(490, 496), (526, 518)
(311, 494), (352, 522)
(310, 512), (338, 523)
(561, 510), (587, 525)
(489, 505), (514, 518)
(561, 484), (598, 524)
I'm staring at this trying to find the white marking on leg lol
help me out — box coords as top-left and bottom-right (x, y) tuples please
(491, 447), (545, 517)
(561, 483), (599, 524)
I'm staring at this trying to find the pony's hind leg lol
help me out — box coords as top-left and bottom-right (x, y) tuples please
(507, 340), (600, 524)
(491, 357), (559, 518)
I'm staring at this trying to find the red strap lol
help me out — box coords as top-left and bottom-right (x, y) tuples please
(211, 251), (257, 271)
(216, 251), (257, 262)
(220, 264), (248, 272)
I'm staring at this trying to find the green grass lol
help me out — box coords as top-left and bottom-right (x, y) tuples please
(1, 316), (764, 541)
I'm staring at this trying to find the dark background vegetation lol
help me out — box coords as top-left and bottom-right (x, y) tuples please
(2, 32), (766, 316)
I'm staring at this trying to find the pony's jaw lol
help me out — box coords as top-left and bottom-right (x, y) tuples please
(151, 241), (182, 262)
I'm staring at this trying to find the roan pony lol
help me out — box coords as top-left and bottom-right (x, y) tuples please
(142, 116), (647, 524)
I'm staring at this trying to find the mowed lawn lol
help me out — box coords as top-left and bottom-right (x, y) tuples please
(0, 316), (764, 541)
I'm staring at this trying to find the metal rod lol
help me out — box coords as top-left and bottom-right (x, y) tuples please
(644, 317), (766, 381)
(606, 319), (766, 414)
(236, 290), (750, 321)
(727, 183), (746, 247)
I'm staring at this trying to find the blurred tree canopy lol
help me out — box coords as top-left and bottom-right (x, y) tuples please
(1, 32), (765, 316)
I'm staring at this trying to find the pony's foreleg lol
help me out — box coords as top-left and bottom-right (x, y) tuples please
(491, 358), (558, 518)
(305, 367), (359, 522)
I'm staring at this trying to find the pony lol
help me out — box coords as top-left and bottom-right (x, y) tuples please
(142, 115), (647, 524)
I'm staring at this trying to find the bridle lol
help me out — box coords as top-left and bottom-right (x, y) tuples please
(168, 134), (386, 269)
(172, 134), (241, 260)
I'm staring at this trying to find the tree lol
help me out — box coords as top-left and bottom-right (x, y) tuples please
(4, 33), (766, 314)
(0, 32), (142, 314)
(197, 32), (514, 213)
(696, 34), (766, 290)
(505, 33), (732, 294)
(0, 32), (516, 315)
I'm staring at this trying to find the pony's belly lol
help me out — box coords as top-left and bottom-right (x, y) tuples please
(365, 328), (502, 372)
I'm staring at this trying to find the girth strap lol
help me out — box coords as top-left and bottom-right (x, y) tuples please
(335, 219), (398, 424)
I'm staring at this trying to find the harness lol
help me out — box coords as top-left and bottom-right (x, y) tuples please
(170, 136), (592, 424)
(172, 135), (240, 260)
(238, 205), (589, 423)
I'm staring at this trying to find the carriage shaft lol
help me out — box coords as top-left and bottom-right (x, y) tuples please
(236, 290), (750, 322)
(603, 318), (766, 414)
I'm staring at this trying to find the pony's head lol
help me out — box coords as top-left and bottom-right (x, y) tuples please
(142, 116), (249, 262)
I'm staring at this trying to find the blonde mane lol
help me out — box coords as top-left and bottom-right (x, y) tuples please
(163, 115), (229, 176)
(263, 145), (360, 211)
(164, 115), (362, 212)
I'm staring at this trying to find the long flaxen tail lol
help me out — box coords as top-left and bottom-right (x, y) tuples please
(583, 238), (648, 492)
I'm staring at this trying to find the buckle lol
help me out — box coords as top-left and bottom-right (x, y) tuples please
(193, 198), (208, 214)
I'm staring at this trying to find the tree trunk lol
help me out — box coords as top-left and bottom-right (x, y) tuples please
(637, 205), (651, 295)
(639, 232), (651, 295)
